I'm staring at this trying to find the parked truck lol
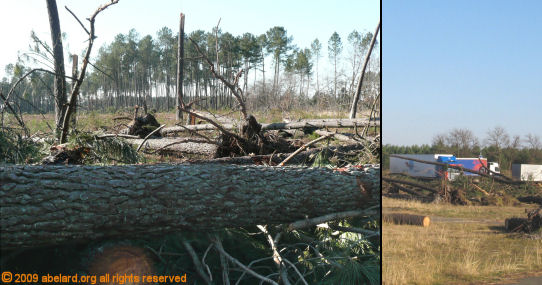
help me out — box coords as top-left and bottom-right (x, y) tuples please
(389, 154), (454, 178)
(390, 154), (500, 180)
(512, 164), (542, 181)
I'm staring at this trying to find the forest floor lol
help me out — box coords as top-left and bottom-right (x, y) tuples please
(382, 197), (542, 284)
(19, 108), (366, 134)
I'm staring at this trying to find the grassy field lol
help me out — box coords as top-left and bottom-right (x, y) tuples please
(383, 197), (542, 284)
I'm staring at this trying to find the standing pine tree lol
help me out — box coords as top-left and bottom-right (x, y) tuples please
(311, 38), (322, 96)
(328, 32), (342, 100)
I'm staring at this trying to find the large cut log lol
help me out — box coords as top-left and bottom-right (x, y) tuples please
(124, 138), (218, 157)
(0, 164), (380, 249)
(383, 213), (430, 227)
(161, 118), (379, 135)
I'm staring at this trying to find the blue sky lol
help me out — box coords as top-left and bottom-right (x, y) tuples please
(0, 0), (379, 79)
(383, 0), (542, 146)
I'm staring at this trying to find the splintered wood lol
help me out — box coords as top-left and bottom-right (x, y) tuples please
(384, 213), (431, 227)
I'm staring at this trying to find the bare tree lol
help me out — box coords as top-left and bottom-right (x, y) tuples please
(446, 128), (478, 157)
(486, 126), (510, 150)
(525, 133), (542, 150)
(59, 0), (119, 143)
(485, 126), (510, 166)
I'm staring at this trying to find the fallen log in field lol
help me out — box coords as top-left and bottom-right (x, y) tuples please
(124, 137), (219, 157)
(0, 164), (380, 249)
(384, 213), (431, 227)
(161, 118), (379, 135)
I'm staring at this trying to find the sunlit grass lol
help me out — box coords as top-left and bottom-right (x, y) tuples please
(383, 197), (542, 284)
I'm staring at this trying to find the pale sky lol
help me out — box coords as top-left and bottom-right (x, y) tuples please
(0, 0), (380, 79)
(383, 0), (542, 146)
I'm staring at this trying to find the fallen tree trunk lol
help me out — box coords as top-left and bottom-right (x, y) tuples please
(314, 130), (360, 144)
(382, 177), (439, 193)
(124, 137), (219, 157)
(0, 164), (379, 249)
(390, 183), (427, 197)
(161, 118), (379, 135)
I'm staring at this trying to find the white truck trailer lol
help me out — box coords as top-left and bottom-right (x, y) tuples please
(512, 164), (542, 181)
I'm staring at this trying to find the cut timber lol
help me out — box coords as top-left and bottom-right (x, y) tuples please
(505, 218), (528, 232)
(0, 164), (380, 249)
(125, 138), (218, 157)
(384, 213), (430, 227)
(161, 118), (378, 135)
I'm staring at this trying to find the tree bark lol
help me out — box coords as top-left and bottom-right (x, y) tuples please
(0, 164), (379, 249)
(46, 0), (67, 137)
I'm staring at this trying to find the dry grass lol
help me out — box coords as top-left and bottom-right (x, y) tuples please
(383, 197), (542, 284)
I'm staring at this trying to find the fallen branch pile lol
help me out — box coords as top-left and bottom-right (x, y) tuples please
(505, 208), (542, 233)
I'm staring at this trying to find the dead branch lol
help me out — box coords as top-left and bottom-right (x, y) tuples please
(189, 37), (248, 119)
(136, 124), (165, 152)
(287, 207), (379, 231)
(0, 92), (28, 136)
(390, 182), (428, 197)
(470, 183), (490, 196)
(0, 68), (75, 116)
(64, 6), (90, 35)
(278, 134), (332, 166)
(211, 237), (278, 285)
(60, 0), (119, 143)
(328, 224), (380, 237)
(178, 107), (241, 140)
(97, 133), (140, 139)
(257, 225), (292, 285)
(382, 177), (439, 193)
(213, 234), (230, 285)
(183, 241), (212, 285)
